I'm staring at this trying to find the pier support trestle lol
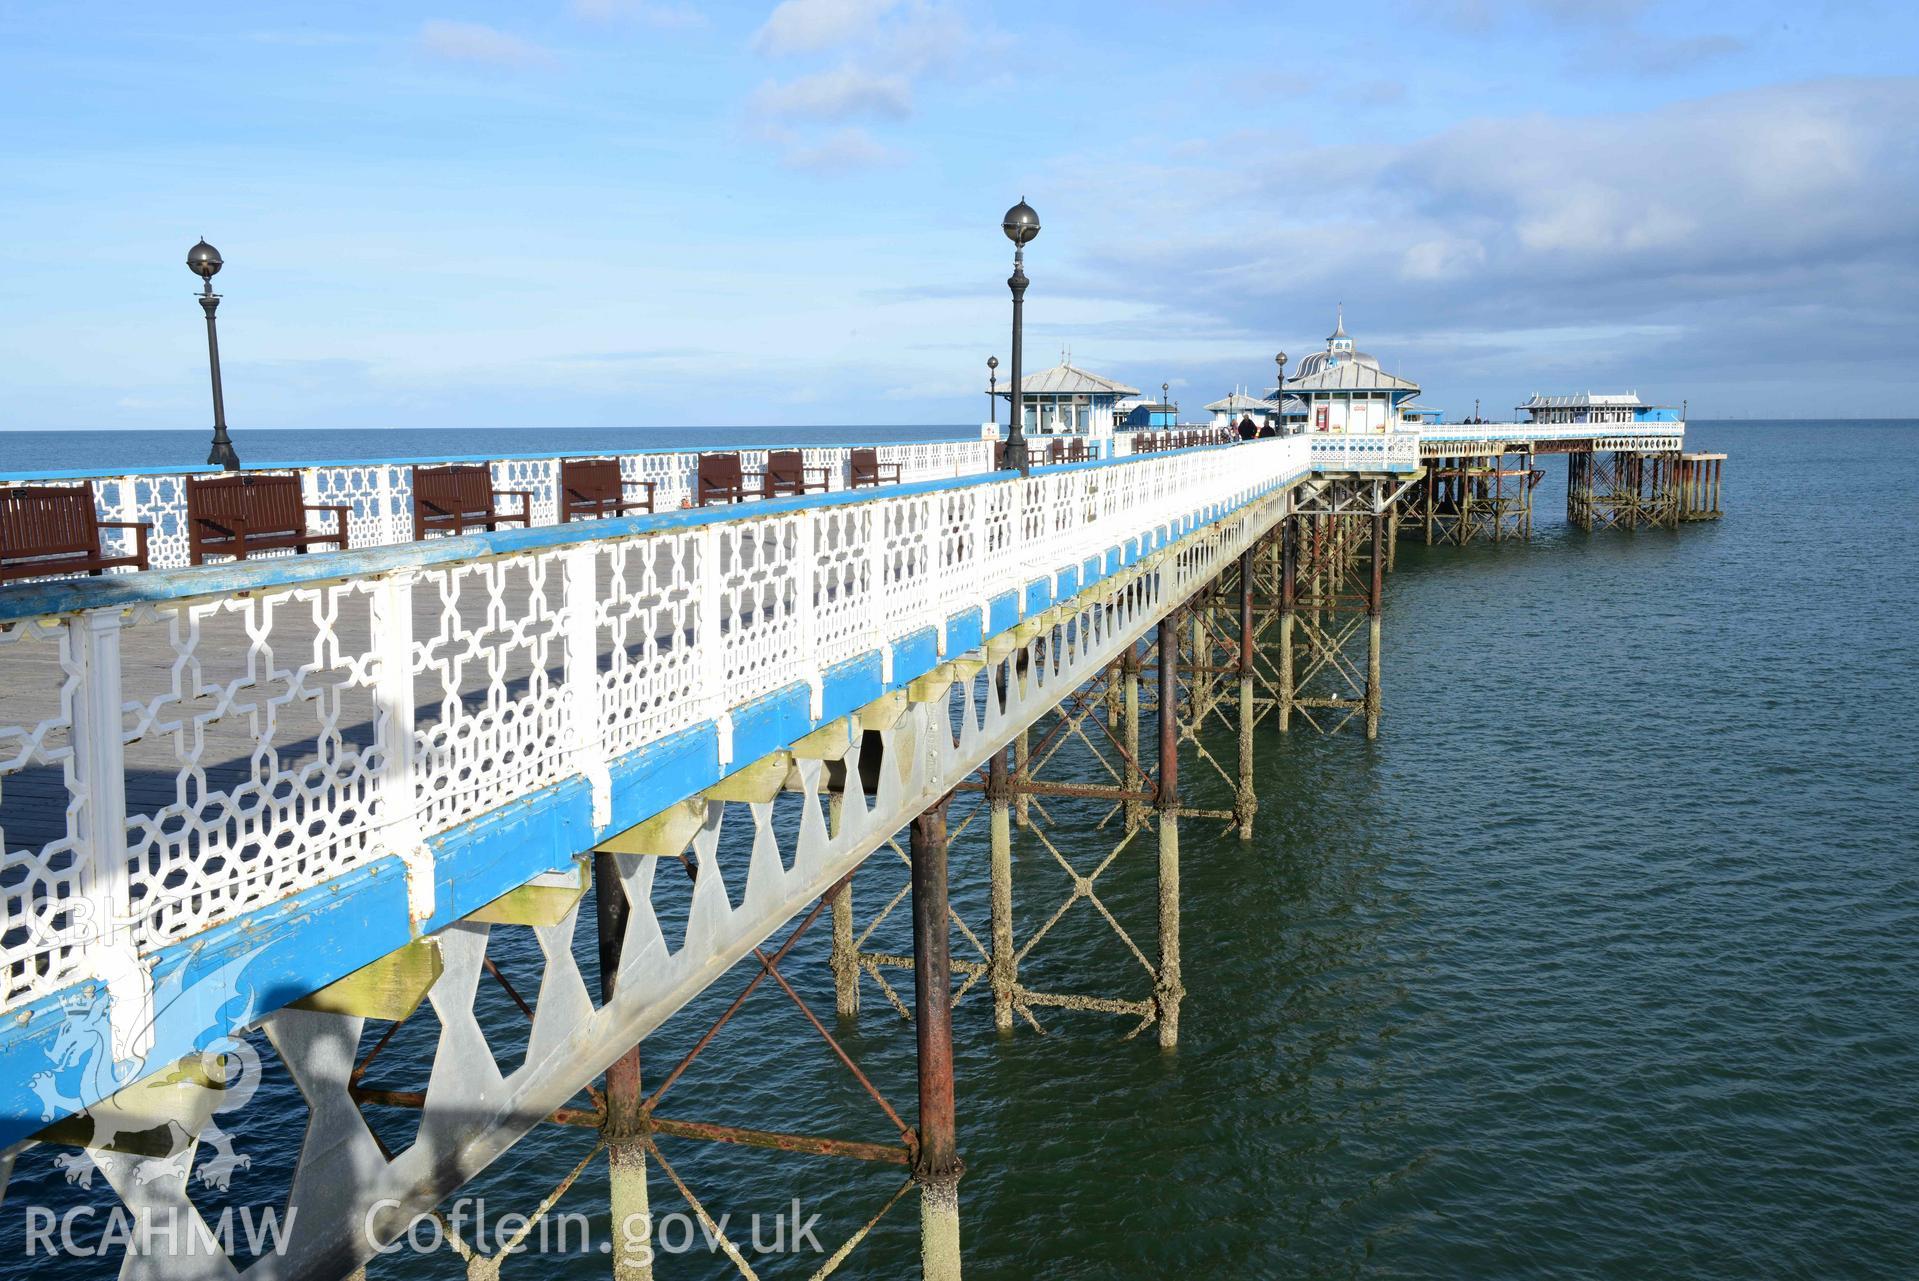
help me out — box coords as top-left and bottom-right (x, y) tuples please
(1272, 477), (1406, 739)
(1567, 446), (1684, 530)
(837, 609), (1190, 1045)
(1676, 452), (1726, 521)
(1416, 450), (1542, 544)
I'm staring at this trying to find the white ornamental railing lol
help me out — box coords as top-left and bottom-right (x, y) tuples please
(0, 437), (1311, 1032)
(0, 438), (998, 575)
(1415, 421), (1687, 454)
(1306, 432), (1422, 472)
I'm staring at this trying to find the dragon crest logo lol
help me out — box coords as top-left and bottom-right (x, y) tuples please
(29, 945), (266, 1193)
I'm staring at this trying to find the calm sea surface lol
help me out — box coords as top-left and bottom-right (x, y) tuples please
(3, 420), (1915, 1278)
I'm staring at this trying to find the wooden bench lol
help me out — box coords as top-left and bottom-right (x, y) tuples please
(757, 450), (830, 499)
(695, 453), (746, 507)
(559, 458), (655, 522)
(0, 485), (150, 584)
(848, 448), (901, 489)
(186, 473), (348, 565)
(412, 464), (533, 539)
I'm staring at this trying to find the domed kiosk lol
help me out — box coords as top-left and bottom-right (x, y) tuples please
(1285, 307), (1421, 433)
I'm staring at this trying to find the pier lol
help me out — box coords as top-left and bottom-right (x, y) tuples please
(0, 421), (1717, 1276)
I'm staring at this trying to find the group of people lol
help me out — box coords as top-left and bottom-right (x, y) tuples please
(1235, 417), (1302, 441)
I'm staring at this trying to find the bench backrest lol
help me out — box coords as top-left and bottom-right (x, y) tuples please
(415, 464), (493, 515)
(0, 485), (100, 559)
(765, 450), (804, 485)
(188, 474), (306, 532)
(699, 453), (742, 488)
(561, 458), (622, 501)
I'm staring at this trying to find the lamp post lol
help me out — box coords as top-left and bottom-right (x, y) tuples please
(188, 240), (239, 470)
(1274, 352), (1287, 433)
(987, 356), (999, 424)
(1001, 199), (1039, 475)
(1162, 382), (1170, 428)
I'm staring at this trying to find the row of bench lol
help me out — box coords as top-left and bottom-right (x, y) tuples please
(980, 437), (1101, 469)
(0, 448), (907, 585)
(1132, 428), (1236, 453)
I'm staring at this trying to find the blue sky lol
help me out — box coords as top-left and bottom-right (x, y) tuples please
(2, 0), (1914, 430)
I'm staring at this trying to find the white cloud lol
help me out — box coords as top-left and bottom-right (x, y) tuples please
(417, 20), (556, 68)
(752, 65), (914, 120)
(781, 126), (903, 172)
(1419, 0), (1743, 76)
(753, 0), (901, 56)
(569, 0), (707, 28)
(743, 1), (997, 167)
(1401, 237), (1487, 281)
(1044, 77), (1919, 409)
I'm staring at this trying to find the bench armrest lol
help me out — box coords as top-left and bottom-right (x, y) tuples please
(305, 504), (352, 537)
(498, 489), (536, 512)
(98, 519), (152, 567)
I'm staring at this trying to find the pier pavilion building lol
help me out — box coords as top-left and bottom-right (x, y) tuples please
(993, 360), (1140, 452)
(1205, 390), (1281, 432)
(1119, 395), (1180, 430)
(1518, 392), (1680, 425)
(1284, 307), (1422, 433)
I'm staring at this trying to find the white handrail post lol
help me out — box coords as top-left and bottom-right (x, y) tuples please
(794, 514), (822, 718)
(300, 467), (322, 536)
(563, 545), (611, 828)
(917, 496), (941, 652)
(699, 524), (732, 767)
(371, 570), (433, 923)
(868, 501), (892, 684)
(70, 609), (152, 1064)
(972, 484), (992, 634)
(377, 464), (400, 545)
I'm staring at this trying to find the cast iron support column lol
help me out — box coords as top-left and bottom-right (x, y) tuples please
(911, 795), (963, 1279)
(1122, 645), (1144, 833)
(1155, 610), (1185, 1050)
(595, 850), (654, 1281)
(1234, 548), (1257, 840)
(1365, 511), (1384, 741)
(830, 874), (859, 1020)
(987, 736), (1016, 1035)
(1182, 613), (1197, 728)
(1277, 518), (1297, 733)
(1013, 728), (1030, 829)
(828, 793), (859, 1018)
